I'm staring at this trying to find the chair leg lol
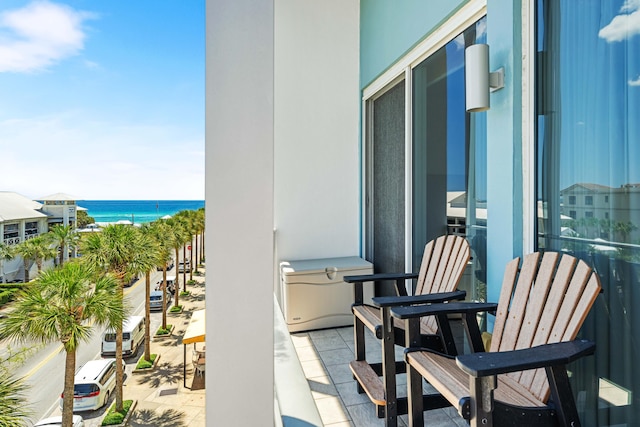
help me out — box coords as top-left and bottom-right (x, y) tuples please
(381, 307), (397, 427)
(469, 375), (496, 427)
(546, 364), (582, 427)
(407, 363), (424, 427)
(354, 312), (366, 394)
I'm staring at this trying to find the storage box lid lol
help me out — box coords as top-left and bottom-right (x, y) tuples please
(280, 256), (372, 276)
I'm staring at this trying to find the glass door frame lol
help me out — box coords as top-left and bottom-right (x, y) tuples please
(361, 1), (487, 292)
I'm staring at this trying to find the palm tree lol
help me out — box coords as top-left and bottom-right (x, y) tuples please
(27, 235), (58, 275)
(13, 237), (43, 282)
(0, 373), (31, 427)
(0, 243), (14, 284)
(195, 208), (205, 268)
(167, 218), (189, 293)
(0, 262), (125, 427)
(139, 222), (167, 360)
(179, 210), (199, 282)
(79, 224), (153, 413)
(48, 225), (79, 266)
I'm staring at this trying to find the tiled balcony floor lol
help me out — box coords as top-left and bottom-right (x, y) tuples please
(290, 326), (468, 427)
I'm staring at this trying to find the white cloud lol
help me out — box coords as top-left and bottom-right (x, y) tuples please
(599, 0), (640, 42)
(0, 1), (94, 73)
(0, 113), (205, 200)
(629, 75), (640, 86)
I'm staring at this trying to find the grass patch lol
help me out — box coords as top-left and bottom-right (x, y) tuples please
(187, 279), (197, 285)
(156, 325), (172, 336)
(135, 354), (157, 370)
(169, 305), (182, 313)
(101, 399), (133, 426)
(179, 290), (190, 297)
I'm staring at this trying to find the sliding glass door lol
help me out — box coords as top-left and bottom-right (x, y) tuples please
(365, 16), (488, 301)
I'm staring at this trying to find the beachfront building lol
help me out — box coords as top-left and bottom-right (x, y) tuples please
(36, 192), (80, 230)
(0, 192), (80, 282)
(0, 192), (49, 283)
(207, 1), (640, 426)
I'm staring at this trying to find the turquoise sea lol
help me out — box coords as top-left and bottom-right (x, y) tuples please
(79, 200), (204, 225)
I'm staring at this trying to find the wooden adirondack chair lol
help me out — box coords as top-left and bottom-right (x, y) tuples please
(343, 234), (470, 426)
(391, 251), (602, 427)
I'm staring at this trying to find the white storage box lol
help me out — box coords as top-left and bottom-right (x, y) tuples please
(280, 256), (374, 332)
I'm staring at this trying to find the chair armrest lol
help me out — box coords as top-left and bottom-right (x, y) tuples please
(343, 272), (419, 283)
(456, 339), (596, 377)
(371, 290), (466, 308)
(391, 302), (498, 320)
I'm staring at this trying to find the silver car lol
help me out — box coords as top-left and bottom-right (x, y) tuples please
(149, 290), (172, 311)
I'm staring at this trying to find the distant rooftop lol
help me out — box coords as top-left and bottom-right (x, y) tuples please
(0, 192), (47, 222)
(37, 192), (81, 202)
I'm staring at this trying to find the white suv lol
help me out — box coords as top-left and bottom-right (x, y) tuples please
(60, 358), (124, 411)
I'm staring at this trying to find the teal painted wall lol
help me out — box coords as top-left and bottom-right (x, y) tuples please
(359, 0), (526, 309)
(486, 0), (523, 305)
(360, 0), (467, 88)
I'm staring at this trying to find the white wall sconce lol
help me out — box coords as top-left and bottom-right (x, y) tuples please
(465, 44), (505, 112)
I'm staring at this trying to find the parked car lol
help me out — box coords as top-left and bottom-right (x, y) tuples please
(149, 290), (172, 311)
(157, 259), (175, 271)
(177, 260), (191, 273)
(101, 315), (145, 358)
(124, 274), (138, 288)
(34, 415), (84, 427)
(59, 358), (124, 411)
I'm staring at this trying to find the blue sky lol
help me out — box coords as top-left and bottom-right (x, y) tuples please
(0, 0), (204, 200)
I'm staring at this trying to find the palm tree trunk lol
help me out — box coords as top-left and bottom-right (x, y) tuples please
(182, 246), (187, 292)
(189, 235), (194, 282)
(144, 271), (151, 361)
(201, 229), (205, 264)
(161, 267), (167, 330)
(60, 243), (66, 267)
(22, 259), (29, 283)
(173, 263), (180, 308)
(194, 234), (199, 273)
(115, 283), (124, 412)
(61, 349), (76, 427)
(174, 247), (180, 295)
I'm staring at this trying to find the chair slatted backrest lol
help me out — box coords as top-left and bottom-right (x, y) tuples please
(415, 235), (470, 333)
(489, 252), (602, 401)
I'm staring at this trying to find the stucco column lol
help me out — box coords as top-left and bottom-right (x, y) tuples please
(206, 1), (274, 425)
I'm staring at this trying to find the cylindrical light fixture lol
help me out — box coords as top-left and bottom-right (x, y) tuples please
(465, 44), (490, 112)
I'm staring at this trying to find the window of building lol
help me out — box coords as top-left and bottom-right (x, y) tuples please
(569, 210), (576, 219)
(25, 221), (38, 236)
(536, 1), (640, 424)
(3, 223), (18, 239)
(569, 195), (576, 205)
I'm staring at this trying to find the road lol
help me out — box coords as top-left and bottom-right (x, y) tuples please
(1, 269), (172, 425)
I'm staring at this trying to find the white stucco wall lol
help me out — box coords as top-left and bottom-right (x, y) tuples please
(206, 1), (274, 425)
(274, 0), (360, 270)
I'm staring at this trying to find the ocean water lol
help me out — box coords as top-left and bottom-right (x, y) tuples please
(79, 200), (204, 225)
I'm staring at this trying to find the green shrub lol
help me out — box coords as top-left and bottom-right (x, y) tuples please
(156, 325), (172, 335)
(169, 305), (182, 313)
(136, 354), (157, 370)
(179, 290), (190, 297)
(101, 399), (133, 426)
(187, 279), (196, 285)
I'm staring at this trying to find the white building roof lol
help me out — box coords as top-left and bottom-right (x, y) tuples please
(37, 192), (80, 202)
(0, 192), (48, 222)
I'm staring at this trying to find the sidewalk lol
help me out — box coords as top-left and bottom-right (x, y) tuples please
(55, 269), (207, 427)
